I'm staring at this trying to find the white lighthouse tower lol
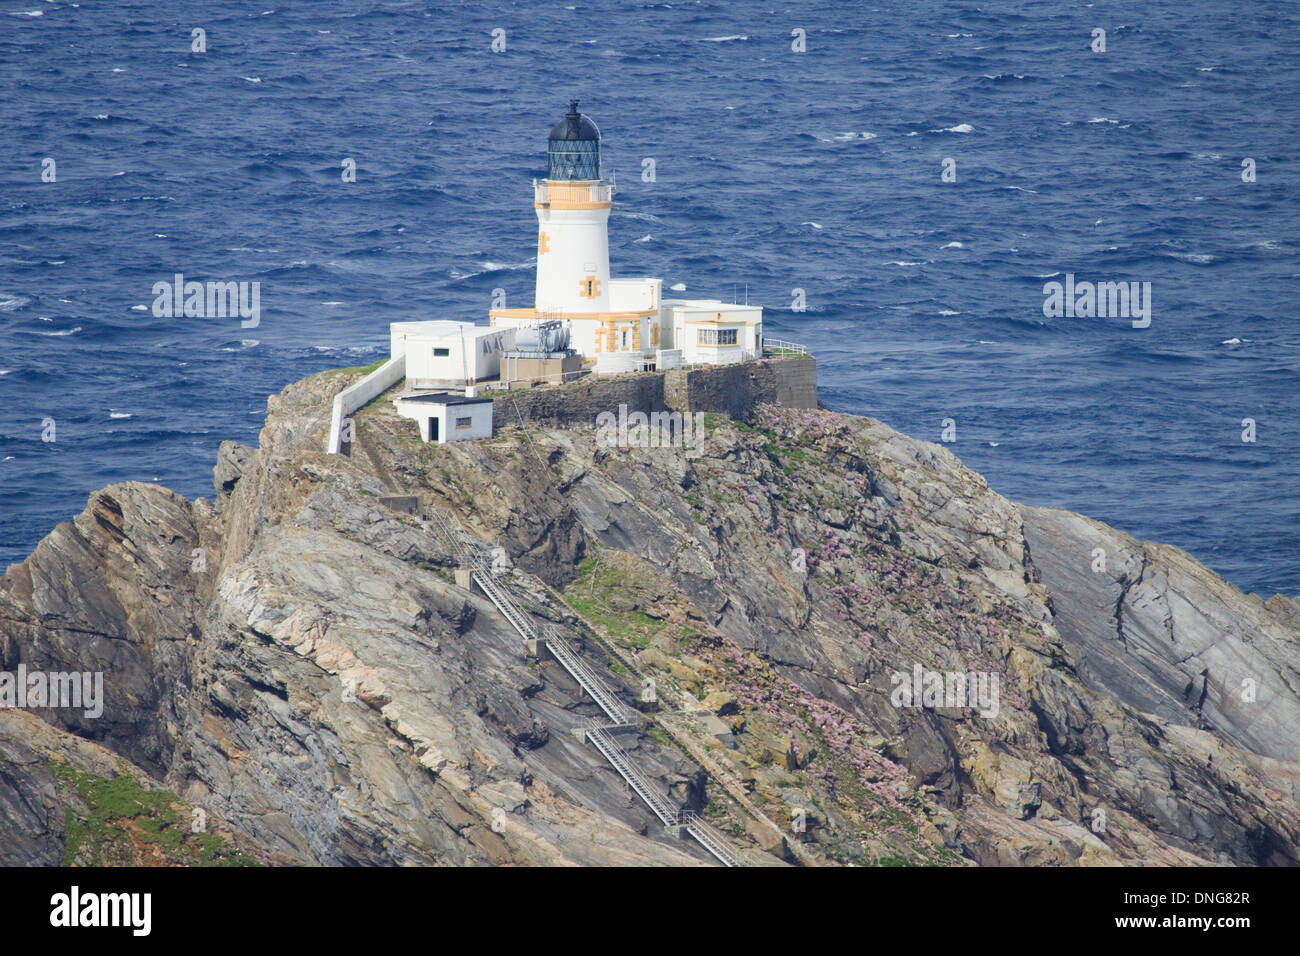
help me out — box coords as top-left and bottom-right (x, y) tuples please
(493, 101), (663, 365)
(534, 101), (612, 314)
(489, 102), (762, 371)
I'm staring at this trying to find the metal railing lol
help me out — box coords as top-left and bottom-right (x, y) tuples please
(533, 180), (614, 206)
(430, 510), (632, 725)
(762, 338), (808, 356)
(585, 720), (744, 866)
(427, 510), (488, 565)
(428, 506), (745, 866)
(545, 627), (635, 727)
(473, 566), (539, 641)
(585, 721), (678, 826)
(679, 811), (742, 868)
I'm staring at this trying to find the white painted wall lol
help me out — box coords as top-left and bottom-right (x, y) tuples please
(660, 300), (762, 365)
(655, 349), (684, 370)
(534, 181), (612, 313)
(391, 321), (515, 385)
(326, 354), (406, 454)
(594, 351), (644, 375)
(609, 277), (661, 313)
(393, 397), (494, 443)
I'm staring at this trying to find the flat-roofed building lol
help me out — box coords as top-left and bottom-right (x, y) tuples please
(658, 300), (762, 365)
(390, 320), (515, 388)
(391, 392), (493, 443)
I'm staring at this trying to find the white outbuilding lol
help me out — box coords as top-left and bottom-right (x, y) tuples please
(658, 300), (762, 365)
(390, 320), (515, 388)
(392, 392), (494, 443)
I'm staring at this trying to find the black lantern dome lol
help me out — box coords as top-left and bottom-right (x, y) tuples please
(547, 100), (601, 181)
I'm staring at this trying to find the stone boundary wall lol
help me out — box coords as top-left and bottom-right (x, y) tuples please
(492, 356), (818, 429)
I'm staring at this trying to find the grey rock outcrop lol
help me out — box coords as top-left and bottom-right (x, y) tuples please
(214, 440), (255, 496)
(0, 363), (1295, 867)
(1022, 505), (1300, 761)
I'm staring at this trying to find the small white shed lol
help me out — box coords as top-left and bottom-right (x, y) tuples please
(393, 392), (494, 443)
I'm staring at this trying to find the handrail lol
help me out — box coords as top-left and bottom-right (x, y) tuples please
(427, 506), (745, 865)
(545, 626), (635, 727)
(680, 811), (742, 867)
(762, 338), (808, 356)
(430, 510), (631, 725)
(586, 723), (678, 826)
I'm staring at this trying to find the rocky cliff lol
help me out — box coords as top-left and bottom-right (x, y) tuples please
(2, 361), (1296, 866)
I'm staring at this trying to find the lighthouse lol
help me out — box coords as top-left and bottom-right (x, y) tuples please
(488, 102), (764, 372)
(354, 103), (785, 453)
(534, 101), (612, 314)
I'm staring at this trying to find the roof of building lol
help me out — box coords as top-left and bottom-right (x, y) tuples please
(394, 392), (493, 406)
(661, 298), (762, 312)
(391, 320), (504, 339)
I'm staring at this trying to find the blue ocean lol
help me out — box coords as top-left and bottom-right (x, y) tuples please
(2, 1), (1297, 595)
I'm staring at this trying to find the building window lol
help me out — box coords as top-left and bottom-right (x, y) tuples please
(697, 328), (738, 346)
(455, 416), (473, 429)
(434, 347), (450, 357)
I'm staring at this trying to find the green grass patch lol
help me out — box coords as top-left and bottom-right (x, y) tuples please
(330, 358), (386, 377)
(52, 761), (260, 867)
(565, 557), (665, 651)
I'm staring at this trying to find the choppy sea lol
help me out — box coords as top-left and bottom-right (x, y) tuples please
(2, 1), (1297, 594)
